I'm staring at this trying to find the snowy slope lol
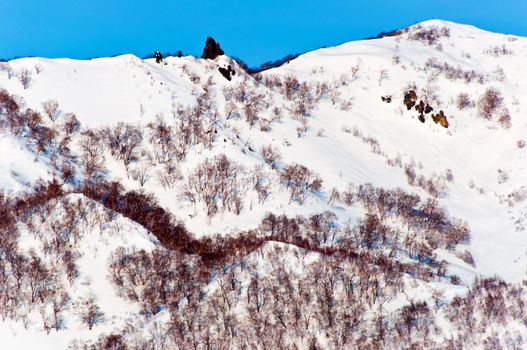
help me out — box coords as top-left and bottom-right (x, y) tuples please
(2, 20), (526, 279)
(0, 194), (159, 349)
(2, 54), (238, 127)
(257, 20), (527, 282)
(1, 19), (527, 348)
(0, 131), (52, 193)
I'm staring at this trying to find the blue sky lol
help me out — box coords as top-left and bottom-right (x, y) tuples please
(1, 0), (526, 67)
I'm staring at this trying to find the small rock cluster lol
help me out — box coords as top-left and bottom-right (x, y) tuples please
(402, 90), (448, 128)
(218, 65), (236, 81)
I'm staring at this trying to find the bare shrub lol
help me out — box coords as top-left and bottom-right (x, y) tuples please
(243, 93), (266, 126)
(130, 163), (151, 186)
(497, 108), (511, 129)
(424, 58), (487, 84)
(444, 169), (454, 183)
(18, 69), (32, 89)
(493, 66), (506, 82)
(456, 93), (474, 110)
(456, 250), (475, 267)
(508, 189), (527, 205)
(76, 294), (105, 330)
(62, 113), (81, 134)
(80, 130), (106, 180)
(484, 45), (513, 56)
(0, 62), (15, 79)
(250, 165), (272, 204)
(260, 145), (282, 169)
(156, 165), (181, 190)
(296, 117), (309, 137)
(327, 187), (340, 205)
(330, 88), (341, 105)
(189, 72), (200, 84)
(420, 84), (439, 105)
(477, 88), (503, 120)
(102, 122), (143, 170)
(258, 108), (281, 132)
(282, 75), (300, 100)
(497, 169), (509, 184)
(42, 100), (60, 122)
(280, 164), (322, 204)
(408, 26), (450, 45)
(224, 101), (239, 120)
(351, 59), (362, 81)
(378, 69), (388, 86)
(340, 98), (353, 111)
(183, 154), (247, 216)
(314, 81), (329, 102)
(146, 116), (177, 164)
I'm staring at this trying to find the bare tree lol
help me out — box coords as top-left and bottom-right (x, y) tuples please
(50, 289), (69, 331)
(351, 59), (362, 81)
(244, 93), (265, 126)
(340, 98), (353, 111)
(62, 112), (81, 135)
(147, 116), (175, 164)
(477, 88), (503, 120)
(224, 101), (239, 120)
(80, 130), (106, 180)
(131, 163), (151, 187)
(156, 164), (181, 190)
(260, 144), (282, 169)
(183, 154), (247, 216)
(42, 100), (60, 122)
(280, 163), (322, 204)
(456, 92), (473, 110)
(34, 64), (43, 74)
(18, 69), (32, 89)
(314, 82), (329, 102)
(76, 294), (105, 330)
(0, 63), (15, 79)
(330, 89), (341, 105)
(378, 69), (389, 86)
(103, 122), (143, 171)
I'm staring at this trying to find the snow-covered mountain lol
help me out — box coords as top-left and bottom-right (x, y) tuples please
(1, 20), (527, 349)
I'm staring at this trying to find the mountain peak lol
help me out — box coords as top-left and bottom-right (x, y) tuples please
(201, 36), (225, 60)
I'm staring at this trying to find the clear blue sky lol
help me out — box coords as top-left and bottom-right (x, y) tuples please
(1, 0), (526, 67)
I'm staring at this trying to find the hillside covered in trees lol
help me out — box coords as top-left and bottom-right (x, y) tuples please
(1, 20), (527, 349)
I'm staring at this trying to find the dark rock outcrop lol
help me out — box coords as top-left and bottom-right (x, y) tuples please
(218, 65), (236, 81)
(424, 104), (433, 114)
(404, 90), (417, 110)
(432, 110), (449, 128)
(415, 100), (425, 114)
(201, 37), (225, 60)
(154, 51), (163, 64)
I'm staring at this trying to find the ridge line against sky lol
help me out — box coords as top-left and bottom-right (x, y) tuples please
(1, 0), (526, 67)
